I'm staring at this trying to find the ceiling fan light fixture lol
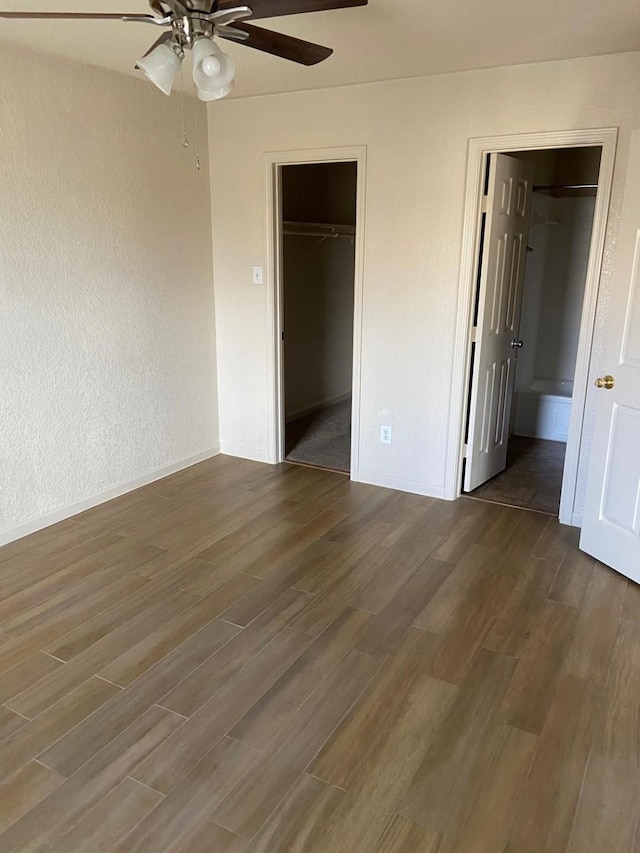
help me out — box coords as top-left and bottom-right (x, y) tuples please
(196, 79), (235, 102)
(136, 41), (183, 96)
(192, 37), (235, 101)
(201, 55), (222, 77)
(1, 1), (367, 107)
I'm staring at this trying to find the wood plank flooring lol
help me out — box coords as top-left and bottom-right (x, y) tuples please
(0, 455), (638, 851)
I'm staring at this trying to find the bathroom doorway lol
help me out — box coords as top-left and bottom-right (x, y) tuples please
(462, 145), (602, 516)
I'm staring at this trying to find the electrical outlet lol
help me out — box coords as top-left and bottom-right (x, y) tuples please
(252, 265), (263, 285)
(380, 425), (392, 445)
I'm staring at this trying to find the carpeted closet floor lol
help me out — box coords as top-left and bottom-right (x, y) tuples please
(285, 399), (352, 473)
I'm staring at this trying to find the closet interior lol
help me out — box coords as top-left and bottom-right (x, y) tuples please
(280, 162), (358, 474)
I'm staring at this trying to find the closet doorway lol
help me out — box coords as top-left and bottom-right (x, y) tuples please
(462, 144), (603, 517)
(278, 161), (358, 474)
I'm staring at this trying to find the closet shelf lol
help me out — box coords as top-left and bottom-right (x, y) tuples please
(533, 183), (598, 198)
(283, 221), (356, 239)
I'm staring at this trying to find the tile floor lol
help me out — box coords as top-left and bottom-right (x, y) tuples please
(466, 436), (567, 515)
(1, 456), (635, 851)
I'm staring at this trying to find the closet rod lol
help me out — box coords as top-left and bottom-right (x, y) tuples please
(533, 183), (598, 191)
(282, 220), (356, 239)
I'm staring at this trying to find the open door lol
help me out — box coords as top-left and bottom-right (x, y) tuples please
(580, 131), (640, 581)
(464, 154), (534, 492)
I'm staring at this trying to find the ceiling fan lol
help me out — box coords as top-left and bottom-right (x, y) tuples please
(0, 0), (368, 100)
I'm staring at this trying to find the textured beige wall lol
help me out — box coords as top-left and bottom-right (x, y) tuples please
(0, 42), (218, 542)
(208, 51), (639, 509)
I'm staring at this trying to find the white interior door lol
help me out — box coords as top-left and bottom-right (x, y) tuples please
(464, 154), (534, 492)
(580, 131), (640, 582)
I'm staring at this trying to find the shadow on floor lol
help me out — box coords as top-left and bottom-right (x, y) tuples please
(466, 436), (566, 515)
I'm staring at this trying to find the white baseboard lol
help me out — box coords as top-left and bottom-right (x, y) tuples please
(0, 446), (221, 548)
(286, 391), (352, 424)
(354, 468), (446, 500)
(219, 443), (271, 464)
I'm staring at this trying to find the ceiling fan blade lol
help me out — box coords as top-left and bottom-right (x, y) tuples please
(0, 11), (152, 20)
(215, 24), (250, 41)
(218, 21), (332, 65)
(216, 0), (366, 20)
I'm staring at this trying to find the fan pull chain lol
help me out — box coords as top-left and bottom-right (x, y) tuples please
(193, 84), (201, 172)
(180, 63), (189, 149)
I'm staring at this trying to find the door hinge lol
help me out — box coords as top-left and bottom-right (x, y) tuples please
(462, 443), (468, 459)
(470, 327), (477, 343)
(481, 195), (490, 213)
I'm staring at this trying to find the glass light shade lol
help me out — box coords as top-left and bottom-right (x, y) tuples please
(137, 42), (182, 96)
(192, 37), (235, 101)
(196, 79), (235, 102)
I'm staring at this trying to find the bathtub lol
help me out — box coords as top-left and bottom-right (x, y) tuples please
(514, 379), (574, 442)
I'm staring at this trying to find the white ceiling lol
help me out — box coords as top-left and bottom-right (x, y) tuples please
(1, 0), (640, 98)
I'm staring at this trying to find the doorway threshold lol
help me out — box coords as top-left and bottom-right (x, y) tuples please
(284, 460), (350, 476)
(462, 494), (557, 517)
(464, 436), (565, 515)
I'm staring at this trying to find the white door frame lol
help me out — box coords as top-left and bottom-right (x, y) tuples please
(264, 145), (367, 478)
(445, 128), (618, 525)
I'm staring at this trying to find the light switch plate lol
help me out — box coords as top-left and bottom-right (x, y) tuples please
(252, 266), (263, 285)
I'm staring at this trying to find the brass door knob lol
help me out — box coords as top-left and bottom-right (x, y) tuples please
(595, 375), (615, 390)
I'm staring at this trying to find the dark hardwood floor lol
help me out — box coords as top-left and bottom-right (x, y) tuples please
(0, 455), (637, 851)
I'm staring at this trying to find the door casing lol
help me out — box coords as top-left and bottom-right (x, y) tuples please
(265, 146), (367, 477)
(446, 128), (618, 526)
